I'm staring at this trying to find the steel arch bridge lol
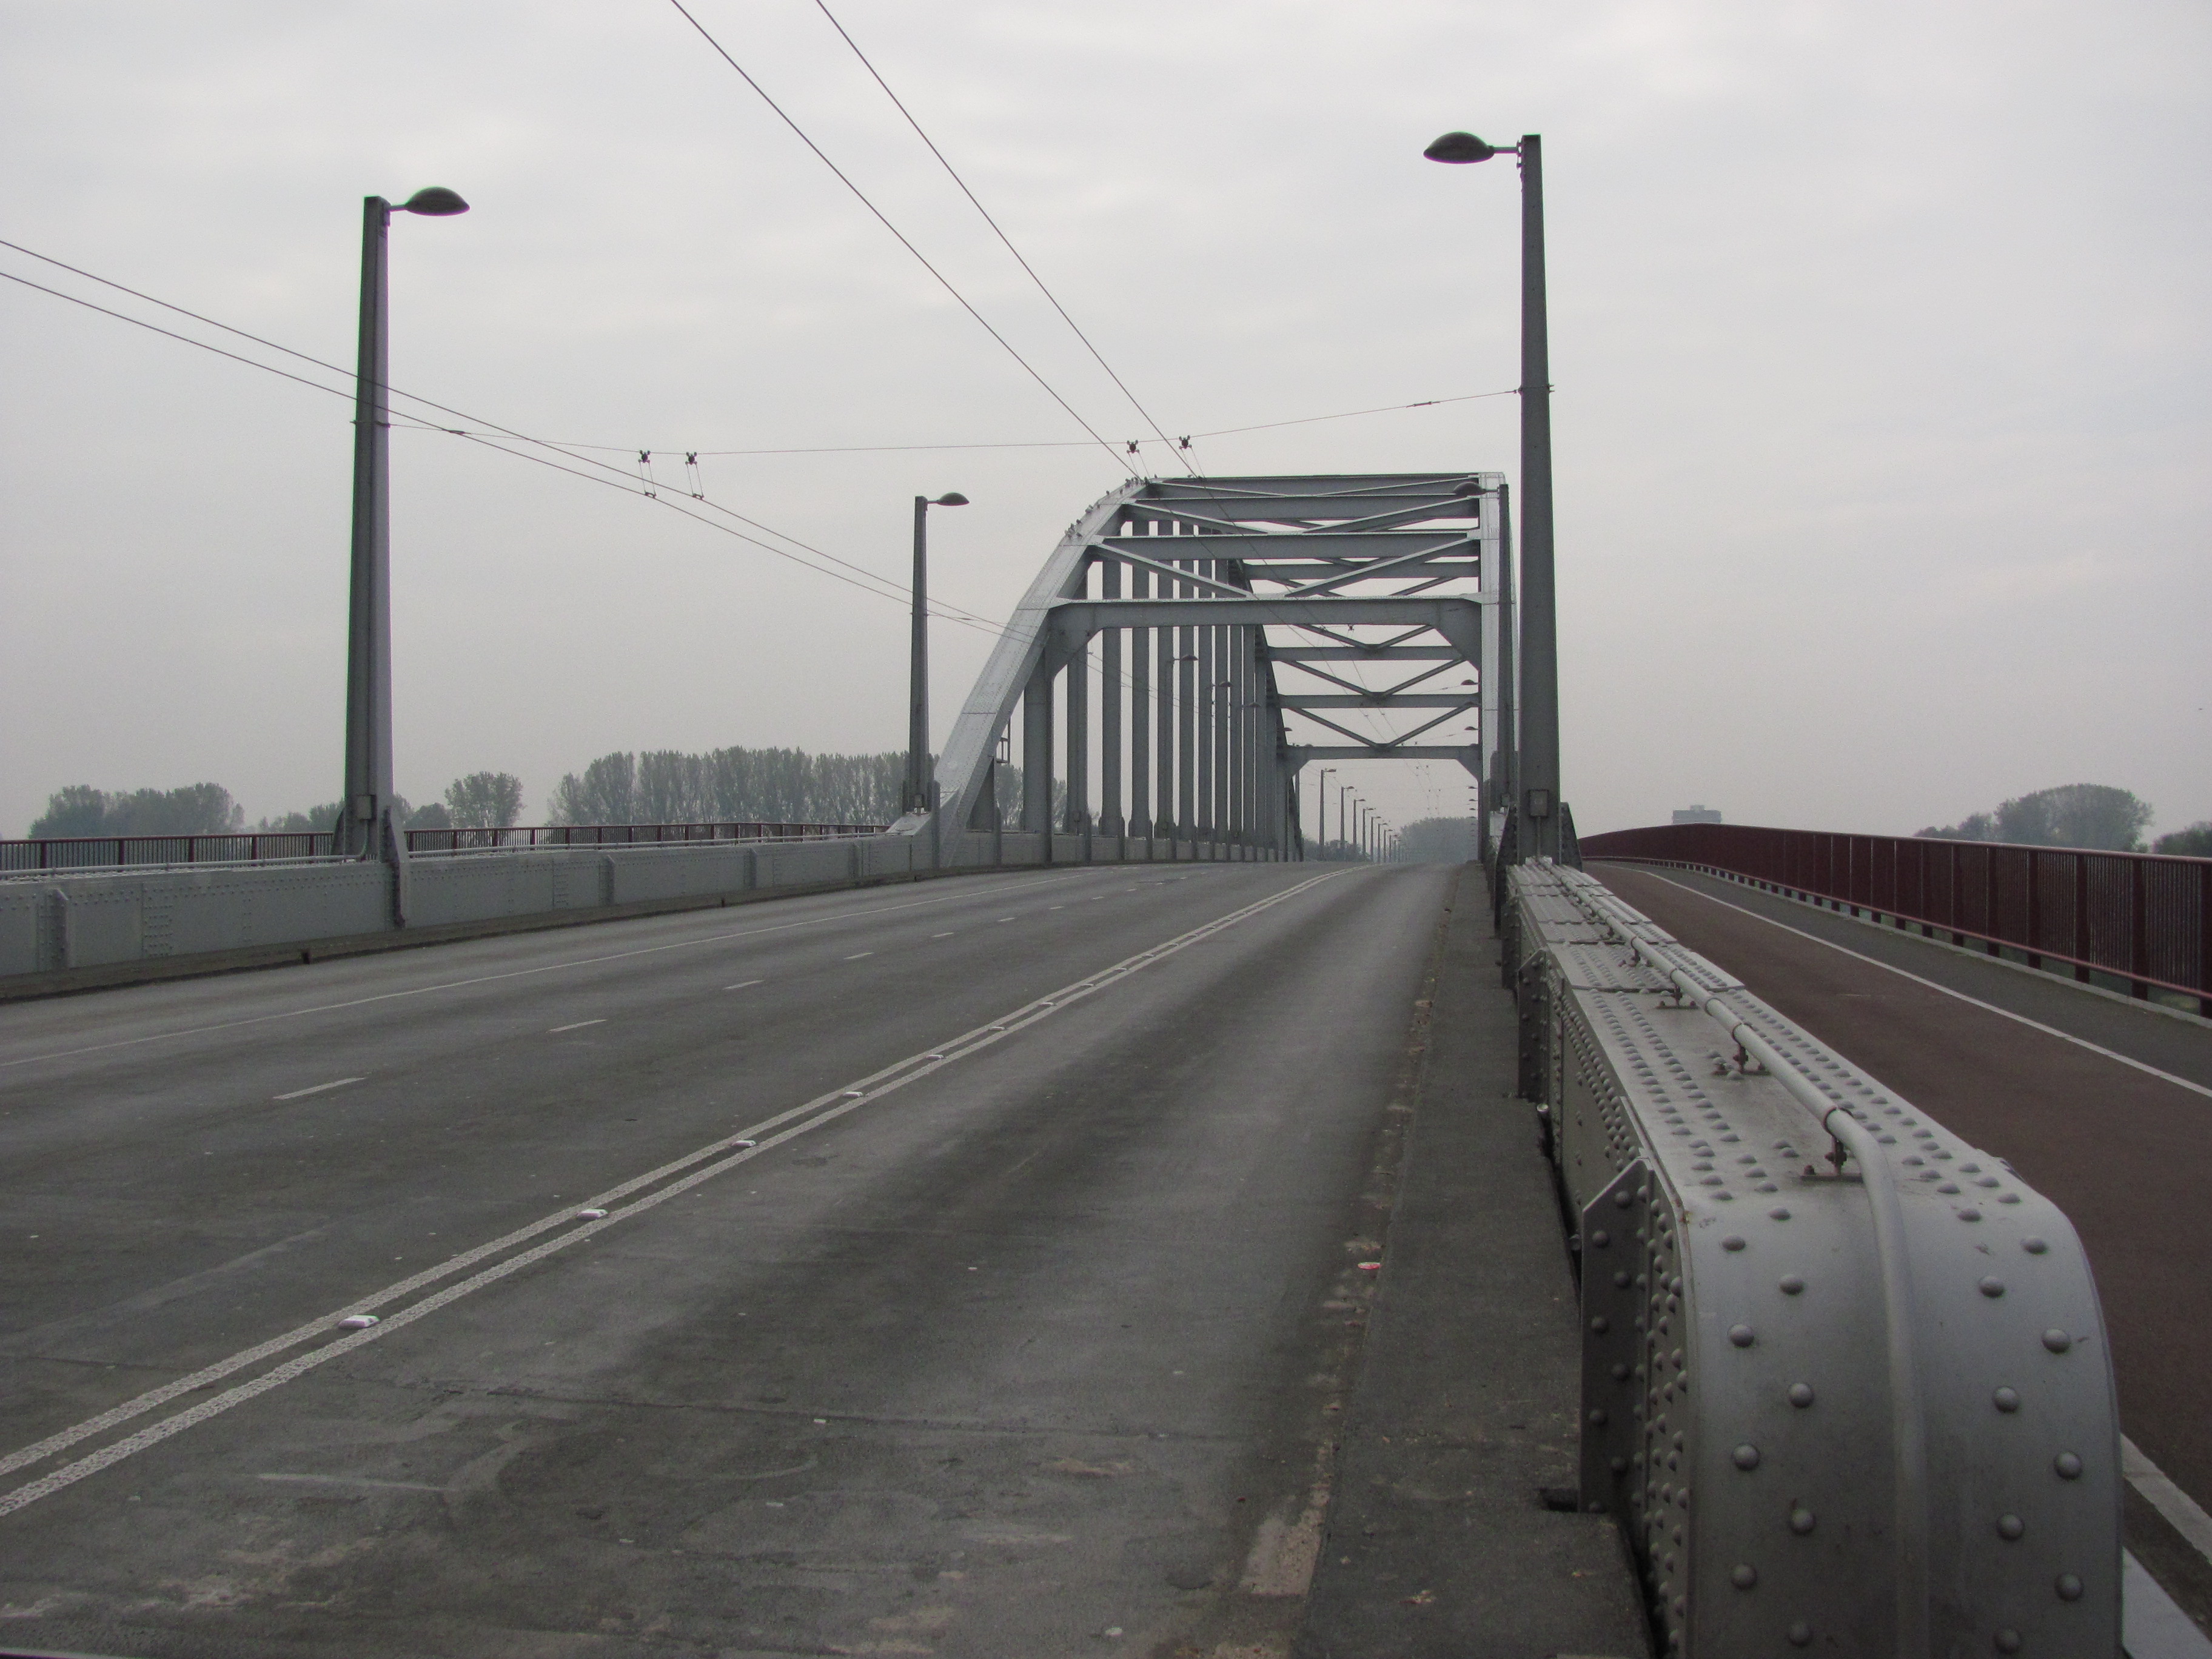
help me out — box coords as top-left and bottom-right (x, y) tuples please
(898, 471), (1509, 862)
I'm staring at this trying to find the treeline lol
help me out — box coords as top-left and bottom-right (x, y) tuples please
(546, 748), (908, 827)
(1914, 783), (2211, 856)
(29, 783), (244, 839)
(28, 772), (528, 839)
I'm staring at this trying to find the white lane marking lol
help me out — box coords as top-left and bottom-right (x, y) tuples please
(931, 933), (954, 939)
(1624, 869), (2212, 1102)
(271, 1078), (364, 1101)
(2124, 1549), (2212, 1658)
(257, 1472), (447, 1493)
(0, 867), (1347, 1516)
(723, 980), (763, 991)
(3, 870), (1112, 1071)
(843, 952), (874, 960)
(2127, 1435), (2212, 1570)
(548, 1019), (605, 1034)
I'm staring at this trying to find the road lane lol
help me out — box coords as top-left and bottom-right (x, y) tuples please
(0, 862), (1453, 1657)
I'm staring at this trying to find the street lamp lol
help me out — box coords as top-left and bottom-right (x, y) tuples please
(1315, 766), (1335, 858)
(1427, 129), (1560, 863)
(907, 492), (969, 816)
(341, 186), (469, 859)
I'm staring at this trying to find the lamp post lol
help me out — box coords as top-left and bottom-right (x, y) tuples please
(1426, 130), (1560, 862)
(341, 186), (468, 859)
(907, 492), (969, 815)
(1315, 766), (1335, 857)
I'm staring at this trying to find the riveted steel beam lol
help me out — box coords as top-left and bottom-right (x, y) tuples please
(1507, 860), (2119, 1658)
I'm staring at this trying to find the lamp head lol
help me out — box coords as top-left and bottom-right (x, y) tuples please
(931, 492), (970, 506)
(397, 187), (470, 216)
(1424, 132), (1500, 164)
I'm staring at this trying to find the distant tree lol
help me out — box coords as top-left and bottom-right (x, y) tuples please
(548, 746), (908, 826)
(28, 785), (112, 837)
(548, 752), (637, 825)
(257, 801), (345, 834)
(443, 771), (525, 829)
(2154, 822), (2212, 857)
(1915, 785), (2152, 851)
(30, 783), (241, 838)
(1395, 816), (1480, 863)
(406, 801), (454, 831)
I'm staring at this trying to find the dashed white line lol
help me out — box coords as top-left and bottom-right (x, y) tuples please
(4, 870), (1107, 1072)
(271, 1078), (364, 1101)
(0, 867), (1348, 1520)
(843, 952), (874, 960)
(931, 933), (954, 939)
(548, 1019), (605, 1034)
(723, 980), (764, 991)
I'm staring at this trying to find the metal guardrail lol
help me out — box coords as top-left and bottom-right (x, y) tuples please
(1580, 820), (2212, 1014)
(0, 821), (886, 876)
(1506, 860), (2119, 1657)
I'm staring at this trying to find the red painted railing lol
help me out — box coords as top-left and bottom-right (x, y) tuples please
(0, 820), (886, 874)
(1581, 822), (2212, 1014)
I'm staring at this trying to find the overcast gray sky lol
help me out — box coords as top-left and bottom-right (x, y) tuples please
(4, 0), (2207, 842)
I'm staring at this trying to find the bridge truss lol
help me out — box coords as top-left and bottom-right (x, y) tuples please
(907, 471), (1509, 858)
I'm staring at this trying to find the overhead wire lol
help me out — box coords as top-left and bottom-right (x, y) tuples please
(0, 250), (1023, 637)
(807, 0), (1195, 476)
(0, 237), (1028, 630)
(665, 0), (1131, 472)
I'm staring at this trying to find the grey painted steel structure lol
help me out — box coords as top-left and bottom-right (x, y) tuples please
(1506, 860), (2119, 1657)
(901, 472), (1507, 860)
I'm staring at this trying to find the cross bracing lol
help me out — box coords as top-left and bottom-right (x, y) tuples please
(907, 471), (1508, 854)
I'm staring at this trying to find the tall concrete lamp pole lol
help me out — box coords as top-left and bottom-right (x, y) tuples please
(341, 186), (468, 859)
(907, 493), (968, 815)
(1425, 130), (1560, 862)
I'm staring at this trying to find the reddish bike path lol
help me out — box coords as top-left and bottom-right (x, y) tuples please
(1593, 863), (2212, 1553)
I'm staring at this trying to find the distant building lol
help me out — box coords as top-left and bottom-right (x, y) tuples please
(1672, 805), (1723, 825)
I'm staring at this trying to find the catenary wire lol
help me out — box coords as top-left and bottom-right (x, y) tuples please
(808, 0), (1194, 475)
(666, 0), (1130, 471)
(0, 246), (1025, 627)
(0, 259), (1017, 635)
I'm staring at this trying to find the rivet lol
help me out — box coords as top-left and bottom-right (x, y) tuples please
(1732, 1444), (1760, 1470)
(1779, 1274), (1805, 1295)
(1614, 1189), (1633, 1208)
(2054, 1451), (2083, 1480)
(1592, 1229), (1612, 1247)
(1788, 1382), (1815, 1408)
(1612, 1361), (1631, 1380)
(2042, 1329), (2073, 1353)
(2055, 1572), (2083, 1601)
(1788, 1620), (1813, 1647)
(1729, 1324), (1756, 1348)
(1959, 1207), (1982, 1222)
(1789, 1506), (1815, 1535)
(1589, 1408), (1608, 1426)
(1995, 1631), (2022, 1654)
(1979, 1277), (2005, 1298)
(1591, 1315), (1610, 1333)
(1997, 1513), (2025, 1540)
(1615, 1270), (1632, 1288)
(1722, 1235), (1746, 1252)
(1769, 1207), (1791, 1221)
(1610, 1455), (1629, 1473)
(1994, 1387), (2020, 1412)
(2023, 1237), (2049, 1255)
(1731, 1563), (1757, 1589)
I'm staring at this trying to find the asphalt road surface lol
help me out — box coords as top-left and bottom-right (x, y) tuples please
(1592, 860), (2212, 1636)
(0, 862), (1457, 1659)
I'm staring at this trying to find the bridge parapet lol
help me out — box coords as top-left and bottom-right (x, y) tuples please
(1507, 860), (2120, 1657)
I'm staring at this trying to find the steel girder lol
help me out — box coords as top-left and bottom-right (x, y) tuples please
(911, 472), (1508, 857)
